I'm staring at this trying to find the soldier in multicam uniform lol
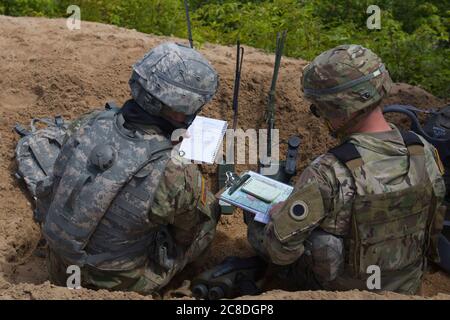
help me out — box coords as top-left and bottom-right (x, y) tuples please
(42, 42), (220, 295)
(247, 44), (447, 294)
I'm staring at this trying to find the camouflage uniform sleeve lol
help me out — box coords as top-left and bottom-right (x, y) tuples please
(258, 156), (337, 265)
(151, 153), (219, 246)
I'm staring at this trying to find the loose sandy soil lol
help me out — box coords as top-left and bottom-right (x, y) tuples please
(0, 15), (448, 300)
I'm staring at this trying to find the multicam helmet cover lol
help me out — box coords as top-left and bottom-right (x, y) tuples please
(302, 44), (393, 120)
(130, 42), (218, 116)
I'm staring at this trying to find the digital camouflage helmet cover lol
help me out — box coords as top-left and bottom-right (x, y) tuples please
(129, 42), (218, 120)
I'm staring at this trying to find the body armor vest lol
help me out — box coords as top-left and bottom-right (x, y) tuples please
(325, 131), (443, 294)
(43, 110), (173, 271)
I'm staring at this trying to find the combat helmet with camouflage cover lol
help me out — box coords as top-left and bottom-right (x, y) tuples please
(302, 44), (393, 122)
(129, 42), (218, 125)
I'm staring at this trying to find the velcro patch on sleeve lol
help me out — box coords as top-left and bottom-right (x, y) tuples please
(273, 180), (325, 242)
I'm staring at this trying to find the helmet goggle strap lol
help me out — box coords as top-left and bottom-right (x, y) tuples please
(304, 64), (386, 98)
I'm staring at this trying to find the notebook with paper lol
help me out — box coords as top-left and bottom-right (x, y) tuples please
(179, 116), (228, 164)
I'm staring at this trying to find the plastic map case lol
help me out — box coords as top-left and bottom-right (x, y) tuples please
(218, 171), (293, 224)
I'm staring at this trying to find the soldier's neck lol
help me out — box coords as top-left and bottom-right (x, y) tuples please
(349, 107), (392, 134)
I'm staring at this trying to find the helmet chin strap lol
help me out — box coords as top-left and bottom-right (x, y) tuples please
(327, 121), (355, 140)
(162, 115), (188, 129)
(325, 104), (378, 140)
(162, 112), (198, 129)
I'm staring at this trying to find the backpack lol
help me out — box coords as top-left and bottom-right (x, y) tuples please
(423, 106), (450, 196)
(384, 104), (450, 169)
(14, 116), (69, 223)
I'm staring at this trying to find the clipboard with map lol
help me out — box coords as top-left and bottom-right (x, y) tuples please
(218, 171), (293, 224)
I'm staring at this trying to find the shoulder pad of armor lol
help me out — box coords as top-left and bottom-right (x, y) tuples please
(273, 180), (325, 242)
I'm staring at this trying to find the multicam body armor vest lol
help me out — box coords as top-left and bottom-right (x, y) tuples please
(324, 131), (445, 293)
(43, 109), (173, 271)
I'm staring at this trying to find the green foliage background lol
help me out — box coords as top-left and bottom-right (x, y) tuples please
(0, 0), (448, 98)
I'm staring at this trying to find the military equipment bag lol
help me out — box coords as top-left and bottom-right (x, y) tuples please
(383, 104), (450, 173)
(14, 116), (68, 223)
(423, 105), (450, 200)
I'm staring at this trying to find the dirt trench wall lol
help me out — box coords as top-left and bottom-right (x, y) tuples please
(0, 15), (448, 300)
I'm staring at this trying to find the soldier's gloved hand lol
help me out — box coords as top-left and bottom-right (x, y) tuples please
(153, 228), (177, 270)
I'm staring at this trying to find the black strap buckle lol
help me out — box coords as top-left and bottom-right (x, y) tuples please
(54, 115), (64, 128)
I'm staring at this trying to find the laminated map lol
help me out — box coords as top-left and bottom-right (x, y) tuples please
(218, 171), (293, 224)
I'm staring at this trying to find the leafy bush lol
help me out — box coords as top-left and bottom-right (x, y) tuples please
(0, 0), (448, 97)
(54, 0), (187, 36)
(193, 1), (449, 97)
(1, 0), (59, 17)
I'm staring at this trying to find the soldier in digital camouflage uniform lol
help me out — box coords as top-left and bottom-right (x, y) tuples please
(247, 44), (447, 294)
(43, 42), (220, 295)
